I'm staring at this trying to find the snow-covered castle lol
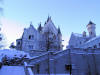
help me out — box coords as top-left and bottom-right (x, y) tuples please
(16, 16), (63, 51)
(68, 21), (100, 49)
(2, 19), (100, 75)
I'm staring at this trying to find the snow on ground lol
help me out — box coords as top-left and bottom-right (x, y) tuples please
(0, 49), (30, 62)
(0, 66), (25, 75)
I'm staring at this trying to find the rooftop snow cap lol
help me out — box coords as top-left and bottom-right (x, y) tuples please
(87, 21), (96, 26)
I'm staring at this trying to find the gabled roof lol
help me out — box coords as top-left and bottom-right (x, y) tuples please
(42, 16), (58, 35)
(24, 22), (37, 33)
(72, 33), (83, 37)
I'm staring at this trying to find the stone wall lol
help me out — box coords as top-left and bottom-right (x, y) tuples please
(69, 48), (100, 75)
(25, 48), (100, 75)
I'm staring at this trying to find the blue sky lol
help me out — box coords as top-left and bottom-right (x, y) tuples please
(1, 0), (100, 48)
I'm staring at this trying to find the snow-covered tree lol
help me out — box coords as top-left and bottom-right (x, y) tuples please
(0, 0), (6, 49)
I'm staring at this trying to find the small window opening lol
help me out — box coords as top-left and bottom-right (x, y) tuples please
(17, 42), (20, 45)
(29, 35), (31, 39)
(80, 42), (81, 44)
(29, 35), (34, 40)
(99, 43), (100, 46)
(37, 64), (40, 74)
(94, 45), (97, 48)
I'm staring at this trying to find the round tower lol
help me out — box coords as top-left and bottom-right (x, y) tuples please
(87, 21), (96, 38)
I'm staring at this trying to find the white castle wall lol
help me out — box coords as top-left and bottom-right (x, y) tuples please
(25, 49), (100, 75)
(69, 48), (100, 75)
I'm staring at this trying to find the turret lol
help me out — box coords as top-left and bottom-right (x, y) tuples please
(82, 31), (86, 37)
(87, 21), (96, 38)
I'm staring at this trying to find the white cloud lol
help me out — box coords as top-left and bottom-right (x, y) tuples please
(0, 17), (24, 48)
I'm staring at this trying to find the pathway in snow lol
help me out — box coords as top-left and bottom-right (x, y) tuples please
(0, 66), (25, 75)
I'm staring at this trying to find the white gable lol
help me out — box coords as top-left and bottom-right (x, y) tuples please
(42, 19), (58, 35)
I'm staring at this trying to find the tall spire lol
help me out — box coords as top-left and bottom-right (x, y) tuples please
(30, 21), (33, 28)
(58, 27), (61, 34)
(29, 21), (36, 30)
(47, 15), (51, 22)
(38, 22), (42, 32)
(30, 21), (33, 25)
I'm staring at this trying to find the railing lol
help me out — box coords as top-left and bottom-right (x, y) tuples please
(24, 62), (34, 75)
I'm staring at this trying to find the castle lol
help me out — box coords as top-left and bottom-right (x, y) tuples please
(8, 19), (100, 75)
(68, 21), (100, 49)
(16, 16), (63, 51)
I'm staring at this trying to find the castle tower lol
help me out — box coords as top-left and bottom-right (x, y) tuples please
(57, 27), (62, 50)
(58, 27), (62, 40)
(87, 21), (96, 38)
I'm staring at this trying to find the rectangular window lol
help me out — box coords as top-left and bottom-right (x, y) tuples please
(99, 43), (100, 46)
(94, 45), (97, 48)
(37, 64), (40, 74)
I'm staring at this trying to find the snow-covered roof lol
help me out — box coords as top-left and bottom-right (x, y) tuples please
(42, 17), (58, 35)
(72, 33), (90, 39)
(72, 33), (83, 37)
(85, 36), (100, 44)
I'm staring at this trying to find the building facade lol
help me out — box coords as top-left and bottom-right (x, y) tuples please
(16, 16), (63, 51)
